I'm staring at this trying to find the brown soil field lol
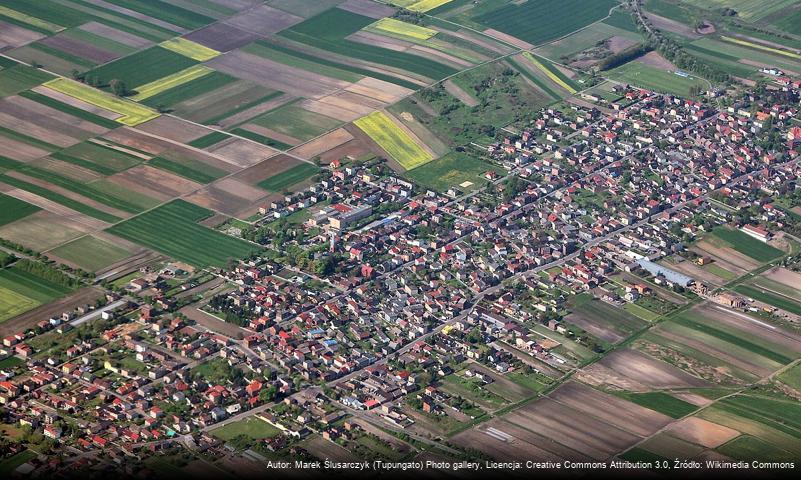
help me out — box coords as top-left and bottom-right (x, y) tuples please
(664, 417), (739, 448)
(213, 177), (268, 202)
(690, 245), (749, 275)
(444, 79), (478, 106)
(209, 51), (349, 99)
(694, 240), (761, 271)
(637, 51), (676, 70)
(0, 210), (91, 251)
(102, 127), (169, 155)
(440, 28), (515, 55)
(216, 93), (297, 129)
(608, 35), (639, 53)
(564, 311), (625, 343)
(96, 250), (164, 282)
(483, 29), (534, 50)
(0, 136), (50, 162)
(136, 116), (212, 144)
(239, 123), (301, 146)
(638, 432), (706, 459)
(0, 184), (109, 230)
(643, 11), (700, 39)
(207, 137), (279, 168)
(78, 21), (151, 48)
(87, 138), (150, 160)
(30, 85), (121, 119)
(346, 77), (412, 104)
(0, 21), (45, 49)
(289, 128), (354, 160)
(0, 286), (105, 337)
(338, 0), (397, 19)
(695, 303), (801, 354)
(81, 0), (186, 33)
(672, 392), (712, 407)
(40, 35), (119, 64)
(669, 260), (726, 286)
(300, 99), (365, 122)
(5, 170), (132, 219)
(185, 183), (268, 217)
(173, 81), (275, 124)
(180, 305), (248, 339)
(224, 4), (303, 35)
(452, 422), (572, 462)
(233, 153), (303, 184)
(575, 363), (650, 392)
(593, 348), (710, 389)
(33, 157), (103, 183)
(106, 165), (201, 200)
(302, 435), (361, 462)
(0, 97), (109, 146)
(763, 267), (801, 293)
(184, 22), (260, 52)
(348, 31), (412, 53)
(501, 397), (641, 459)
(410, 45), (476, 69)
(548, 381), (673, 437)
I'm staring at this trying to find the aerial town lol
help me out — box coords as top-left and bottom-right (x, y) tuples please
(1, 0), (801, 478)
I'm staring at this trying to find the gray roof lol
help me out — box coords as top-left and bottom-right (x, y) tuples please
(636, 259), (693, 287)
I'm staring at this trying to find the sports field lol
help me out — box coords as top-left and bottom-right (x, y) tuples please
(354, 111), (433, 170)
(131, 65), (214, 101)
(607, 62), (706, 97)
(106, 200), (259, 268)
(159, 38), (221, 62)
(43, 78), (159, 126)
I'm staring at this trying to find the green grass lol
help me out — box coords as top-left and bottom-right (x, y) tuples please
(0, 175), (121, 223)
(404, 151), (502, 193)
(473, 0), (618, 45)
(249, 104), (342, 143)
(17, 90), (120, 129)
(202, 90), (283, 126)
(602, 9), (638, 32)
(257, 163), (320, 192)
(229, 128), (291, 150)
(777, 363), (801, 392)
(101, 0), (214, 29)
(148, 156), (226, 184)
(701, 263), (738, 281)
(50, 235), (131, 271)
(279, 8), (457, 82)
(52, 141), (142, 174)
(717, 435), (796, 462)
(734, 285), (801, 316)
(106, 200), (259, 268)
(709, 227), (784, 263)
(140, 71), (237, 108)
(607, 61), (706, 96)
(0, 356), (24, 369)
(0, 264), (75, 321)
(212, 417), (281, 441)
(0, 193), (40, 226)
(86, 46), (198, 89)
(0, 449), (36, 475)
(619, 391), (698, 418)
(0, 65), (54, 96)
(716, 395), (801, 439)
(188, 131), (231, 149)
(623, 302), (662, 321)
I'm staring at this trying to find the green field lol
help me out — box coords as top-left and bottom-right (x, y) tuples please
(777, 362), (801, 393)
(682, 0), (798, 22)
(50, 235), (132, 272)
(279, 8), (457, 82)
(249, 104), (342, 143)
(51, 141), (142, 174)
(709, 228), (784, 263)
(0, 64), (54, 97)
(701, 263), (738, 281)
(606, 61), (707, 97)
(106, 200), (259, 267)
(148, 156), (227, 184)
(100, 0), (214, 29)
(211, 417), (281, 441)
(188, 131), (231, 149)
(619, 392), (698, 418)
(229, 128), (291, 150)
(473, 0), (618, 45)
(43, 78), (159, 126)
(0, 193), (40, 226)
(734, 285), (801, 317)
(86, 46), (198, 89)
(716, 395), (801, 440)
(0, 264), (76, 322)
(0, 449), (36, 476)
(404, 151), (502, 193)
(140, 71), (237, 108)
(0, 175), (121, 223)
(568, 294), (648, 339)
(718, 435), (796, 462)
(242, 41), (363, 83)
(257, 163), (320, 192)
(623, 302), (662, 321)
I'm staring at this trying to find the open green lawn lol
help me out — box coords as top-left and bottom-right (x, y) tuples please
(257, 163), (320, 192)
(404, 151), (503, 193)
(107, 200), (259, 268)
(701, 263), (738, 281)
(607, 61), (707, 97)
(51, 235), (132, 272)
(623, 302), (662, 321)
(0, 193), (40, 226)
(212, 417), (281, 441)
(619, 391), (698, 418)
(709, 227), (784, 263)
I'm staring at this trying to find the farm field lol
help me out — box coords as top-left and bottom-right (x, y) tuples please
(733, 285), (801, 316)
(106, 200), (259, 268)
(247, 104), (343, 144)
(159, 38), (220, 62)
(49, 235), (132, 272)
(0, 64), (54, 97)
(404, 151), (502, 193)
(354, 111), (433, 170)
(0, 264), (75, 323)
(564, 293), (647, 344)
(257, 163), (320, 192)
(682, 0), (799, 22)
(43, 78), (159, 126)
(707, 227), (784, 263)
(86, 46), (199, 91)
(0, 193), (40, 226)
(131, 65), (214, 101)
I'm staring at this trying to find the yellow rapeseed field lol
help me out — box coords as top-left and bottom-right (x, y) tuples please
(131, 65), (213, 101)
(354, 111), (433, 170)
(406, 0), (453, 13)
(523, 52), (577, 94)
(720, 36), (801, 60)
(367, 18), (438, 41)
(159, 38), (221, 62)
(43, 78), (159, 126)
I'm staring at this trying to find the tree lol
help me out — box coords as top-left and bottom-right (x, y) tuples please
(110, 79), (129, 97)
